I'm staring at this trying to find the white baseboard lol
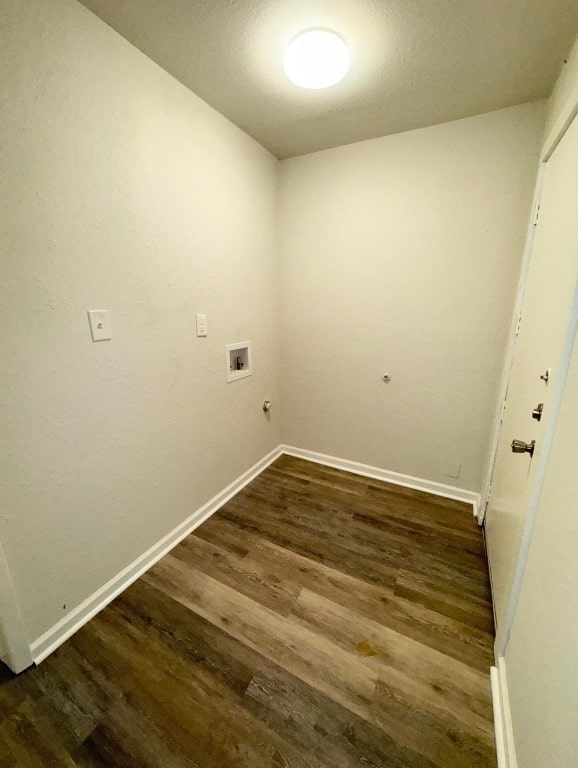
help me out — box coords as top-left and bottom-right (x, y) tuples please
(30, 445), (283, 664)
(30, 442), (479, 664)
(281, 445), (480, 514)
(491, 657), (518, 768)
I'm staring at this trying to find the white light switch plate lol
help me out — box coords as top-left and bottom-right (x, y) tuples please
(87, 310), (112, 341)
(196, 313), (208, 337)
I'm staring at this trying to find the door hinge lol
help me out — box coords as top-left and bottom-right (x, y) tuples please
(514, 311), (522, 335)
(500, 400), (507, 422)
(533, 198), (541, 225)
(486, 485), (493, 504)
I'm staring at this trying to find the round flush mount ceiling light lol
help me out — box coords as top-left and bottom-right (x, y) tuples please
(284, 29), (350, 89)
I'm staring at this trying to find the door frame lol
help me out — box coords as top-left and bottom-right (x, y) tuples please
(478, 164), (545, 525)
(483, 93), (578, 657)
(0, 539), (32, 673)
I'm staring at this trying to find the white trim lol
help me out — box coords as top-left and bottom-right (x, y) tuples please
(30, 445), (283, 664)
(541, 63), (578, 162)
(541, 100), (578, 162)
(0, 540), (33, 673)
(490, 657), (518, 768)
(479, 164), (546, 525)
(281, 445), (480, 513)
(491, 667), (507, 768)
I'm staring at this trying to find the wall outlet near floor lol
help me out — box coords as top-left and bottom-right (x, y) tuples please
(447, 461), (462, 479)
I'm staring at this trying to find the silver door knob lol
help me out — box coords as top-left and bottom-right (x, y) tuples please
(511, 439), (535, 457)
(263, 400), (272, 412)
(531, 403), (544, 421)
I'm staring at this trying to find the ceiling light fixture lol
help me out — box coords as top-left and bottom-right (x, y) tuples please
(284, 29), (350, 89)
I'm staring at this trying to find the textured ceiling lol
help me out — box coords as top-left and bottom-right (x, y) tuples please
(79, 0), (578, 158)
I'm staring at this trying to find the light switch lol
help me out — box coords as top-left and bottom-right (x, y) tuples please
(87, 310), (112, 342)
(196, 313), (208, 337)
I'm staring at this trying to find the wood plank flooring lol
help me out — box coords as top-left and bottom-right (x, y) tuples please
(0, 455), (496, 767)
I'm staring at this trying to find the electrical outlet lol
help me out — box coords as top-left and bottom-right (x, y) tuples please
(196, 313), (208, 337)
(87, 310), (111, 342)
(447, 461), (462, 479)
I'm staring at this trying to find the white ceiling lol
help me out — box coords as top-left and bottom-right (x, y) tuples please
(79, 0), (578, 159)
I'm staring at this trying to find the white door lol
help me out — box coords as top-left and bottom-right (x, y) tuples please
(485, 113), (578, 632)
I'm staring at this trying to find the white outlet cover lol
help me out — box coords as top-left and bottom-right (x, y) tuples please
(87, 310), (112, 342)
(447, 461), (462, 479)
(196, 313), (208, 337)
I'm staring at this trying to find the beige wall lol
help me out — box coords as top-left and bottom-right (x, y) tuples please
(278, 104), (545, 492)
(0, 0), (280, 642)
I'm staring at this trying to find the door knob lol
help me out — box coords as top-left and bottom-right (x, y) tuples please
(511, 439), (535, 457)
(531, 403), (543, 421)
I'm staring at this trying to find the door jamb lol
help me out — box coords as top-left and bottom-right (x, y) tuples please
(541, 78), (578, 163)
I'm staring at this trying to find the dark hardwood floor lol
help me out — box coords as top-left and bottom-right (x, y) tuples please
(0, 455), (496, 767)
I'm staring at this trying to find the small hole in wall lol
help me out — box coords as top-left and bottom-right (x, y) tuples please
(63, 604), (66, 610)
